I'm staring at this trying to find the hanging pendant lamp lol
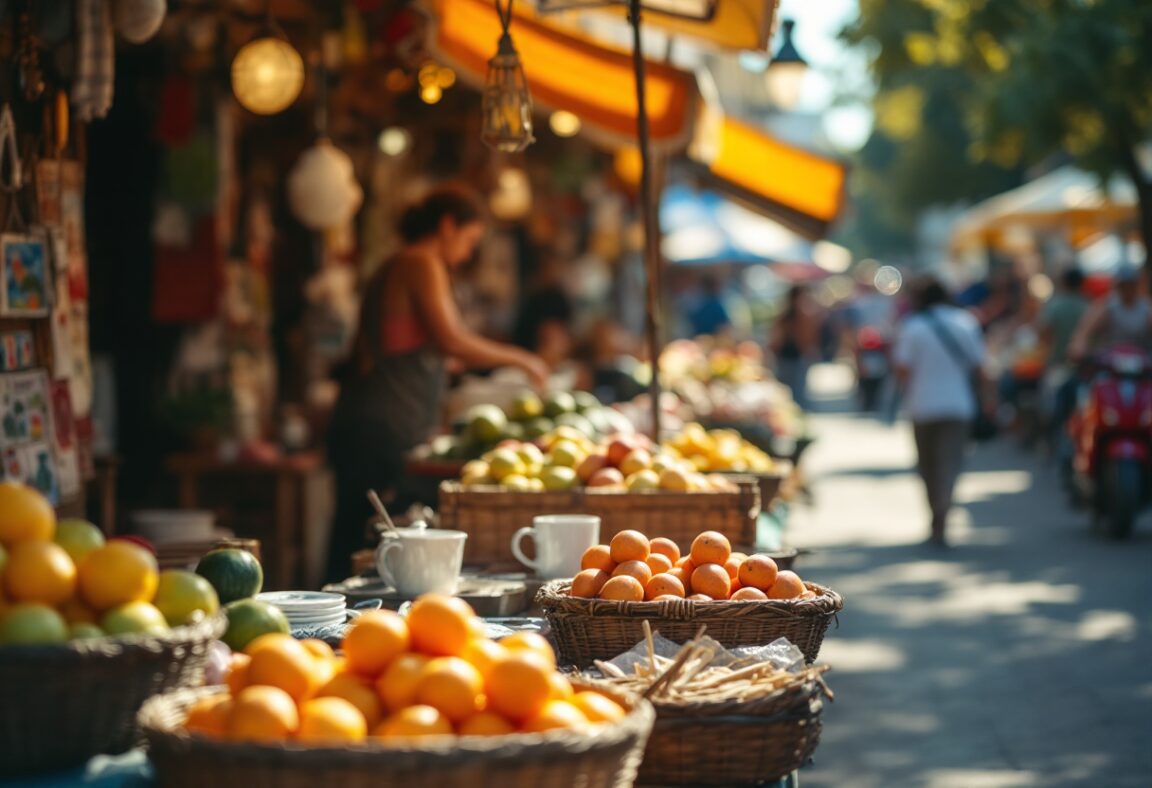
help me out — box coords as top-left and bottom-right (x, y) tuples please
(481, 0), (534, 153)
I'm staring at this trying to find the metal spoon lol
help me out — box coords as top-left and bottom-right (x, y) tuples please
(366, 490), (400, 536)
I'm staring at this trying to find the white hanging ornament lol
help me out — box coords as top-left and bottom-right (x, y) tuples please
(287, 139), (363, 231)
(111, 0), (167, 44)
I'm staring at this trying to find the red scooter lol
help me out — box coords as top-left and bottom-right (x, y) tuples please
(1068, 345), (1152, 538)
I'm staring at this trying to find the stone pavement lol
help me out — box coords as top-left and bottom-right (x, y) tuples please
(789, 365), (1152, 788)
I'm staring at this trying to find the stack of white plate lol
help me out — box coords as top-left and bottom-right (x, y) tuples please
(256, 591), (347, 628)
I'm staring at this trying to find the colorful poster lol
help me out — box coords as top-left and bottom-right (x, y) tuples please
(0, 331), (36, 371)
(0, 370), (59, 503)
(0, 234), (52, 317)
(61, 161), (88, 303)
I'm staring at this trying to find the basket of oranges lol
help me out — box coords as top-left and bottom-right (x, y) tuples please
(537, 530), (843, 667)
(138, 594), (654, 788)
(0, 483), (226, 776)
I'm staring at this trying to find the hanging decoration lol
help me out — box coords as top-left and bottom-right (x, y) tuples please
(230, 4), (305, 115)
(287, 139), (363, 231)
(481, 0), (534, 153)
(111, 0), (167, 44)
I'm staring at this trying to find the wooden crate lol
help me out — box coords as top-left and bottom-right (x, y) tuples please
(437, 481), (761, 564)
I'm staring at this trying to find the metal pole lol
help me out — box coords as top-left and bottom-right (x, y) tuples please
(628, 0), (664, 442)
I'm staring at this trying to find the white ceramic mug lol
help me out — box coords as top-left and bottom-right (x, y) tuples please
(511, 515), (601, 579)
(375, 529), (467, 597)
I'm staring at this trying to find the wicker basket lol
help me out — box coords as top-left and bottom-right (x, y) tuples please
(140, 682), (654, 788)
(538, 581), (842, 667)
(438, 481), (761, 564)
(621, 668), (827, 786)
(721, 461), (794, 507)
(0, 613), (226, 776)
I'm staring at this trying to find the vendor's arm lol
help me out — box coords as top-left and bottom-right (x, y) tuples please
(410, 255), (550, 387)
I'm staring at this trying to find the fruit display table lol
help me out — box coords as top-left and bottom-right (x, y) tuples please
(164, 452), (333, 590)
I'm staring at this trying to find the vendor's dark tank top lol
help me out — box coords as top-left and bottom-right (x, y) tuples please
(330, 256), (445, 458)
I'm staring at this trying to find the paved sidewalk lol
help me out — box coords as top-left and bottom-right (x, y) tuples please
(789, 366), (1152, 787)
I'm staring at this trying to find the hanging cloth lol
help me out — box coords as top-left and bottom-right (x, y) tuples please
(72, 0), (115, 122)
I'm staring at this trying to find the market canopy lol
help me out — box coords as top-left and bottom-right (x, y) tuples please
(661, 184), (811, 265)
(951, 165), (1137, 249)
(687, 116), (848, 240)
(425, 0), (701, 152)
(572, 0), (779, 52)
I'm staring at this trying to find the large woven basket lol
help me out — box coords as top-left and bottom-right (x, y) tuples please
(0, 613), (225, 776)
(140, 682), (654, 788)
(616, 668), (828, 786)
(721, 461), (794, 507)
(438, 481), (761, 564)
(538, 581), (842, 667)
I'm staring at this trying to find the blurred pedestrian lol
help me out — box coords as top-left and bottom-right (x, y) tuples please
(894, 276), (988, 546)
(326, 186), (549, 583)
(770, 284), (821, 410)
(687, 275), (733, 337)
(1068, 265), (1152, 357)
(1038, 267), (1088, 447)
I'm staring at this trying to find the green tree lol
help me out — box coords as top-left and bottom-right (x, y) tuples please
(848, 0), (1152, 264)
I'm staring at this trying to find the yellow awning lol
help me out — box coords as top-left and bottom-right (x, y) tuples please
(590, 0), (778, 52)
(689, 116), (847, 239)
(425, 0), (701, 152)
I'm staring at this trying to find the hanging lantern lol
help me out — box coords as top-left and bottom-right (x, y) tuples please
(481, 0), (534, 153)
(231, 12), (305, 116)
(287, 139), (364, 230)
(111, 0), (167, 44)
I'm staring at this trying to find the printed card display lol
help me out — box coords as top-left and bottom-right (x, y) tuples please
(0, 234), (52, 317)
(0, 370), (59, 502)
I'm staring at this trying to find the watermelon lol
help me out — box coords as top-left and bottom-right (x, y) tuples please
(221, 599), (288, 652)
(195, 548), (263, 604)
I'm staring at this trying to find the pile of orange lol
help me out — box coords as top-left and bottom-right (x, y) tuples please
(0, 481), (219, 645)
(184, 593), (628, 744)
(571, 530), (814, 603)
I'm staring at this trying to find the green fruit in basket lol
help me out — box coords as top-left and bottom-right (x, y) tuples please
(222, 599), (290, 652)
(0, 603), (68, 644)
(154, 569), (220, 626)
(502, 422), (526, 441)
(102, 601), (169, 636)
(195, 548), (264, 604)
(488, 449), (526, 482)
(516, 443), (545, 468)
(626, 470), (661, 492)
(69, 622), (105, 640)
(53, 519), (105, 564)
(573, 391), (601, 414)
(502, 474), (533, 492)
(543, 392), (576, 418)
(466, 405), (508, 444)
(549, 441), (584, 469)
(523, 417), (554, 440)
(555, 413), (596, 438)
(540, 466), (577, 491)
(509, 392), (544, 421)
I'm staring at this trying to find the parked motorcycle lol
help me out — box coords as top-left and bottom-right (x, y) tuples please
(1067, 346), (1152, 538)
(855, 327), (890, 413)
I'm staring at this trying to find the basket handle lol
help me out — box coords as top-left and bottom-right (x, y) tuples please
(510, 525), (539, 572)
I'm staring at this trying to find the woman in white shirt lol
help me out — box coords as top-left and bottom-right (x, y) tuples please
(894, 277), (987, 546)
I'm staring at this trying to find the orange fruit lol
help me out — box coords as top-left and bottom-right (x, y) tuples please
(413, 657), (484, 723)
(298, 696), (368, 743)
(226, 652), (251, 695)
(549, 672), (574, 700)
(3, 541), (76, 605)
(570, 569), (609, 599)
(498, 631), (556, 668)
(691, 564), (731, 600)
(461, 637), (508, 679)
(648, 537), (680, 564)
(458, 711), (516, 736)
(343, 610), (410, 675)
(376, 653), (430, 712)
(666, 566), (692, 593)
(598, 575), (644, 602)
(738, 555), (779, 592)
(521, 700), (589, 732)
(580, 545), (616, 574)
(645, 553), (673, 575)
(609, 530), (649, 563)
(485, 652), (553, 722)
(674, 556), (696, 574)
(228, 685), (299, 742)
(611, 560), (652, 587)
(690, 531), (731, 567)
(687, 593), (713, 601)
(767, 570), (805, 600)
(184, 694), (232, 737)
(571, 691), (626, 723)
(645, 573), (686, 600)
(301, 639), (336, 662)
(0, 482), (55, 546)
(246, 634), (321, 702)
(60, 598), (97, 624)
(374, 705), (452, 739)
(731, 587), (769, 601)
(723, 552), (747, 580)
(77, 541), (158, 611)
(407, 595), (475, 657)
(317, 672), (383, 729)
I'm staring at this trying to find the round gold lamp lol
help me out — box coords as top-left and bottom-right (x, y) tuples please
(231, 34), (305, 115)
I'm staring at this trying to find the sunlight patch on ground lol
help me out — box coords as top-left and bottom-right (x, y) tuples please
(878, 579), (1081, 627)
(955, 471), (1034, 504)
(925, 770), (1039, 788)
(1074, 609), (1139, 642)
(816, 639), (907, 673)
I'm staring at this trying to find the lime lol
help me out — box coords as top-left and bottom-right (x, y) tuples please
(154, 570), (220, 626)
(54, 519), (105, 563)
(101, 601), (170, 636)
(69, 622), (105, 640)
(0, 603), (68, 644)
(221, 598), (289, 652)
